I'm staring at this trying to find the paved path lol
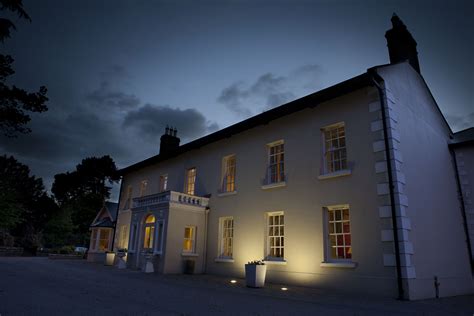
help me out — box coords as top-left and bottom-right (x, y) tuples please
(0, 257), (472, 315)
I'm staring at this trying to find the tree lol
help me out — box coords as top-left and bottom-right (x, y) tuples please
(0, 155), (53, 248)
(52, 155), (119, 245)
(0, 0), (48, 137)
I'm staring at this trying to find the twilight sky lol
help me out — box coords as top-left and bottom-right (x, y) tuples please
(1, 0), (473, 199)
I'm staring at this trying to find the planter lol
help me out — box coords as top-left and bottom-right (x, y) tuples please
(143, 253), (154, 273)
(104, 252), (115, 266)
(245, 264), (267, 288)
(116, 252), (127, 269)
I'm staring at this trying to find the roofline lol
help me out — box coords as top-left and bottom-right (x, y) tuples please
(449, 127), (474, 148)
(119, 71), (374, 175)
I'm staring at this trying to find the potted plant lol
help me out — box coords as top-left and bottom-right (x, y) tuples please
(245, 260), (266, 288)
(116, 248), (127, 269)
(104, 251), (115, 266)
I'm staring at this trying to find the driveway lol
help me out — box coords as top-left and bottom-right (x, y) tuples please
(0, 257), (472, 315)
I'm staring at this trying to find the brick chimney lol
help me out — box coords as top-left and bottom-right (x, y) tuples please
(159, 126), (180, 155)
(385, 13), (421, 74)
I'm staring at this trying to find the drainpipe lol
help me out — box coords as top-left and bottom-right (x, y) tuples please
(449, 148), (474, 273)
(202, 206), (210, 273)
(371, 74), (405, 300)
(110, 177), (124, 252)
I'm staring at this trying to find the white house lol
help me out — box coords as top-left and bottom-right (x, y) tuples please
(95, 15), (474, 300)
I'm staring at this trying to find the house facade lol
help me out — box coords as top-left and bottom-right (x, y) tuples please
(105, 15), (473, 300)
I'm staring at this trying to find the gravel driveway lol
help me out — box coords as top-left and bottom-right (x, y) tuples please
(0, 257), (472, 315)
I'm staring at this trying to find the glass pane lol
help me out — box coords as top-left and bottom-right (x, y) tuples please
(335, 210), (342, 221)
(330, 247), (337, 259)
(329, 235), (336, 246)
(343, 209), (349, 220)
(336, 222), (342, 233)
(329, 223), (335, 234)
(337, 247), (345, 258)
(345, 247), (352, 259)
(329, 211), (334, 221)
(343, 222), (350, 233)
(344, 234), (351, 245)
(337, 235), (343, 246)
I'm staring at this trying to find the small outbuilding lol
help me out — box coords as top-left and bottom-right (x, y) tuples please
(87, 202), (118, 263)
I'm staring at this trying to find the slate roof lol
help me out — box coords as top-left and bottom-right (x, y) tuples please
(450, 127), (474, 147)
(90, 202), (118, 228)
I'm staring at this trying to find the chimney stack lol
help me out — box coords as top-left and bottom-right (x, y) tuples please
(159, 125), (180, 155)
(385, 13), (421, 74)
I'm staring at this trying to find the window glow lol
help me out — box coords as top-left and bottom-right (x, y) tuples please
(185, 168), (196, 195)
(267, 212), (284, 258)
(268, 143), (284, 183)
(327, 207), (352, 260)
(323, 123), (347, 173)
(222, 155), (236, 192)
(143, 214), (156, 250)
(183, 226), (196, 252)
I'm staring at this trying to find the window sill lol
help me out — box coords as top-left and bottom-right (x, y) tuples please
(181, 252), (199, 257)
(263, 259), (287, 265)
(320, 262), (357, 268)
(261, 181), (286, 190)
(318, 169), (352, 180)
(214, 258), (234, 263)
(217, 191), (237, 197)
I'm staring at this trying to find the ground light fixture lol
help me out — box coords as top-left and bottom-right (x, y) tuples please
(281, 287), (288, 291)
(230, 280), (237, 284)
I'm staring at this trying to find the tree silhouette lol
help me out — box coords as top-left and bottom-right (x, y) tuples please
(52, 155), (120, 245)
(0, 0), (48, 137)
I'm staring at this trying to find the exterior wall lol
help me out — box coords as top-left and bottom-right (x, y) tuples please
(376, 62), (473, 299)
(117, 87), (398, 297)
(163, 204), (207, 274)
(453, 145), (474, 262)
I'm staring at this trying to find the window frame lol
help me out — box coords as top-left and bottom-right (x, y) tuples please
(323, 204), (353, 263)
(321, 122), (348, 175)
(139, 180), (148, 197)
(182, 226), (197, 253)
(143, 214), (156, 250)
(98, 228), (111, 252)
(221, 155), (236, 193)
(184, 167), (196, 195)
(265, 211), (285, 261)
(266, 140), (285, 185)
(218, 217), (234, 259)
(159, 174), (168, 192)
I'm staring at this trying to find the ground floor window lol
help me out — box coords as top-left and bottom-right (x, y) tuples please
(325, 205), (352, 260)
(266, 212), (284, 259)
(218, 217), (233, 258)
(183, 226), (196, 253)
(143, 214), (155, 250)
(98, 229), (111, 251)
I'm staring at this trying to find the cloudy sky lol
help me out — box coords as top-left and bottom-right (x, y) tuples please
(1, 0), (473, 199)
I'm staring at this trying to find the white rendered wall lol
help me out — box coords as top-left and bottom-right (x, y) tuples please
(117, 87), (398, 297)
(376, 62), (473, 299)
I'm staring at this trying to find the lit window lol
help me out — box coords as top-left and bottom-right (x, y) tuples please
(183, 226), (196, 253)
(267, 142), (285, 184)
(159, 174), (168, 192)
(221, 155), (236, 193)
(322, 123), (347, 173)
(266, 212), (284, 259)
(218, 217), (234, 258)
(90, 229), (98, 250)
(98, 229), (110, 251)
(326, 206), (352, 260)
(123, 185), (132, 210)
(143, 214), (155, 250)
(185, 168), (196, 195)
(139, 180), (148, 197)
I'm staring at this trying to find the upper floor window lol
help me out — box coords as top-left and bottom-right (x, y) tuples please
(139, 180), (148, 197)
(325, 205), (352, 261)
(183, 226), (196, 253)
(267, 141), (285, 184)
(218, 217), (234, 258)
(143, 214), (155, 250)
(185, 168), (196, 195)
(221, 155), (236, 193)
(322, 123), (347, 174)
(266, 212), (284, 260)
(123, 185), (132, 210)
(159, 174), (168, 192)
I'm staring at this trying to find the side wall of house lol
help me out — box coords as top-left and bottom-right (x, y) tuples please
(377, 63), (473, 299)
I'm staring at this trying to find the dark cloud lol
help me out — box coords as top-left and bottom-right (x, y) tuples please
(123, 104), (218, 141)
(217, 64), (322, 117)
(0, 65), (218, 196)
(446, 112), (474, 132)
(85, 81), (140, 111)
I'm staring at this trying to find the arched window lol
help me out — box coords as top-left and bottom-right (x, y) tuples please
(143, 214), (155, 250)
